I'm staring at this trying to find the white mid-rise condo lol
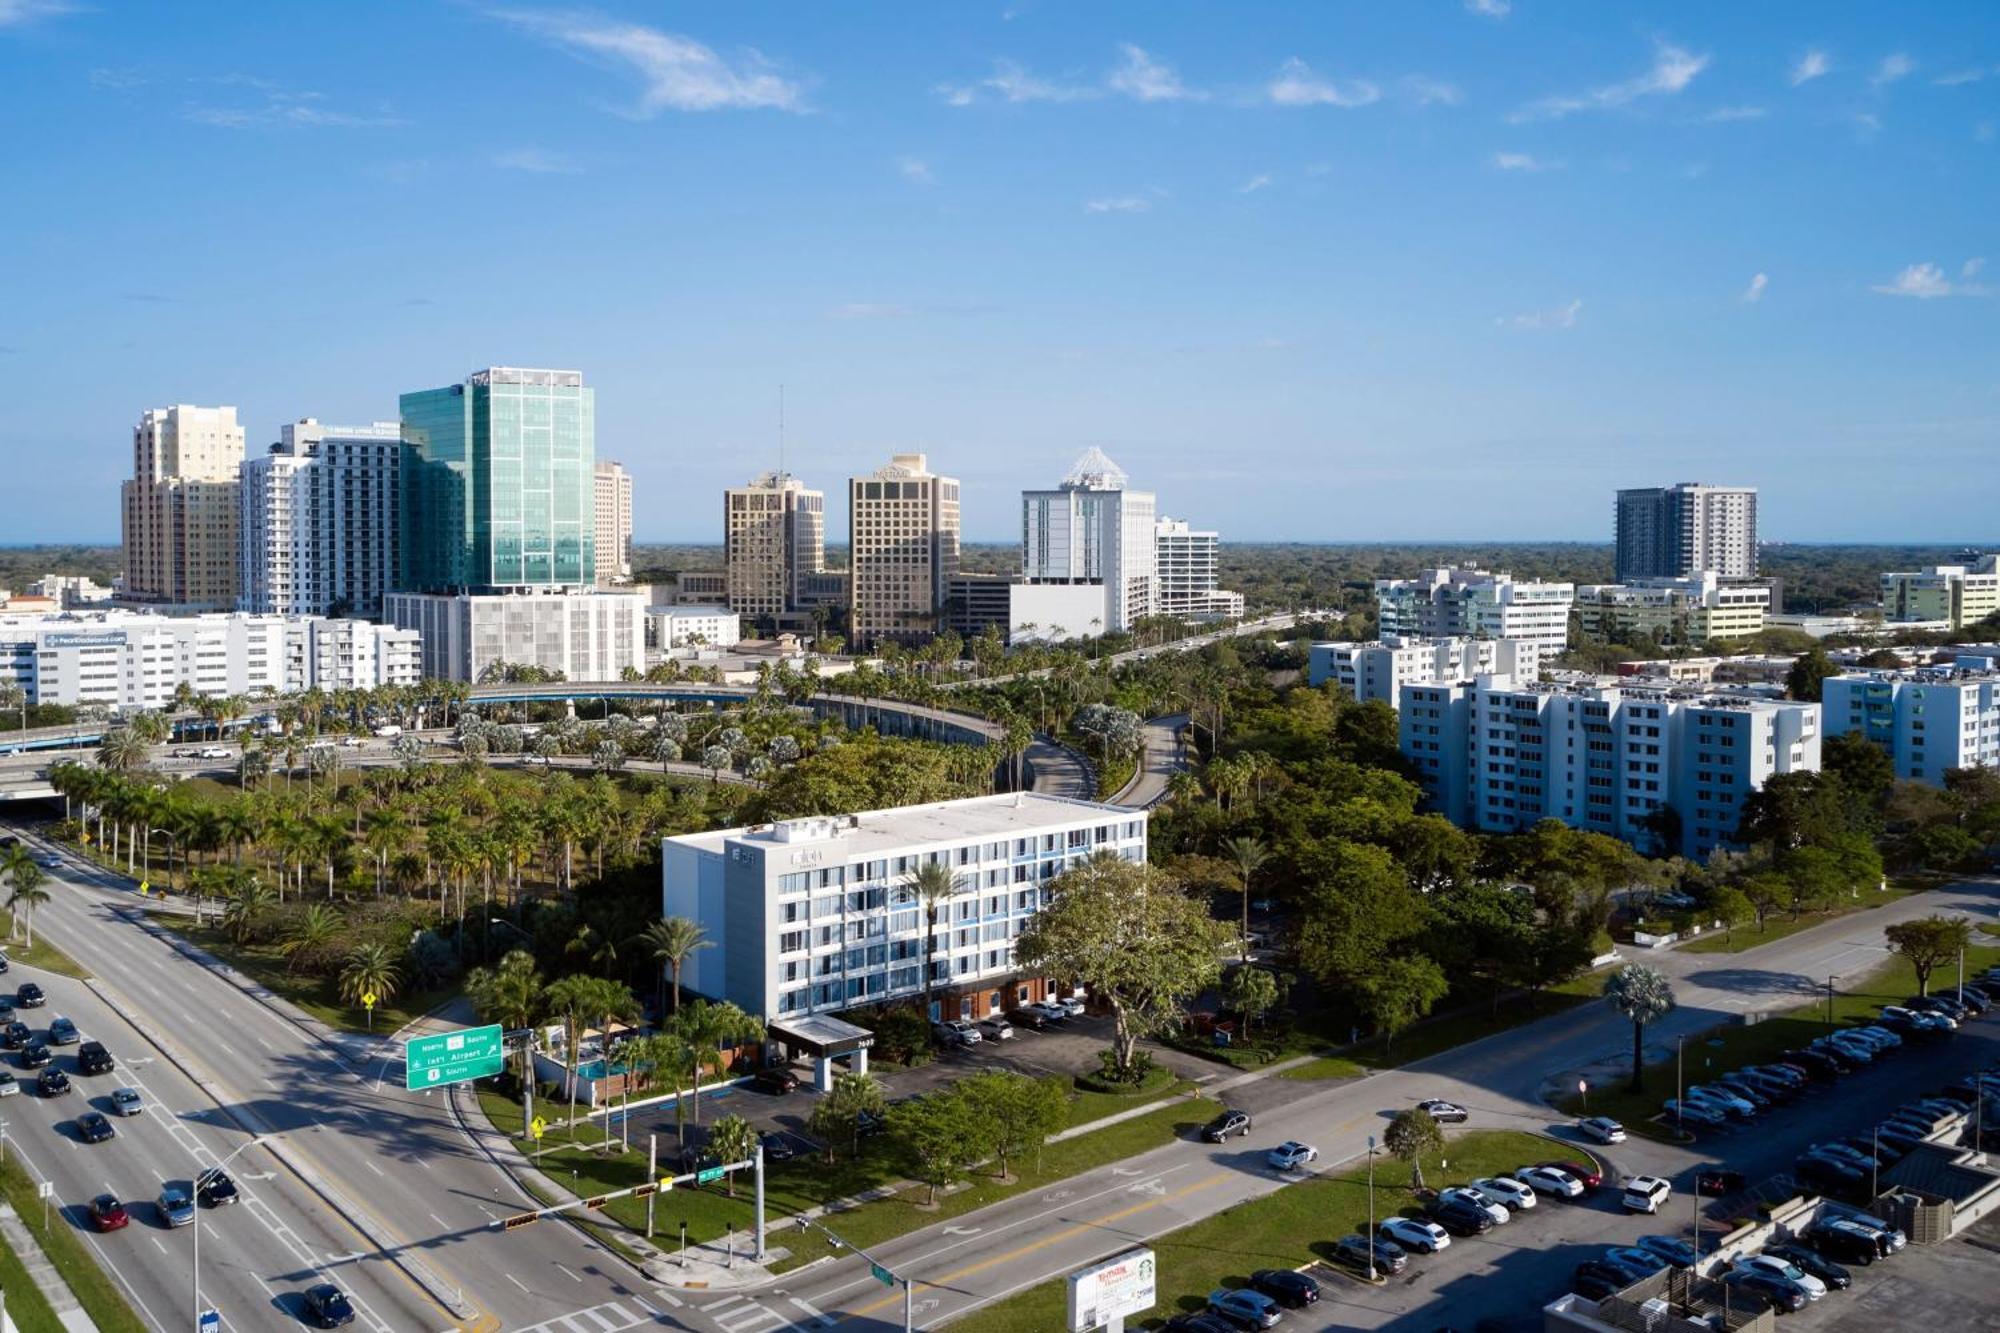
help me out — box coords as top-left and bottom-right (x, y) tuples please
(1375, 567), (1575, 654)
(1308, 636), (1542, 704)
(1880, 557), (2000, 630)
(1823, 666), (2000, 784)
(238, 420), (403, 619)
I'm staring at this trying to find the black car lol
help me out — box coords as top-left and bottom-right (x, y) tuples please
(1572, 1260), (1635, 1301)
(1764, 1242), (1852, 1291)
(15, 984), (43, 1009)
(1004, 1006), (1048, 1031)
(76, 1111), (115, 1144)
(759, 1132), (798, 1163)
(749, 1067), (799, 1095)
(1723, 1268), (1808, 1313)
(36, 1068), (69, 1097)
(77, 1041), (113, 1075)
(1, 1021), (25, 1049)
(1331, 1233), (1406, 1274)
(21, 1043), (50, 1069)
(1201, 1110), (1252, 1142)
(1779, 1047), (1849, 1078)
(1804, 1220), (1881, 1266)
(301, 1283), (356, 1328)
(1695, 1168), (1747, 1197)
(1795, 1155), (1867, 1199)
(1247, 1269), (1319, 1308)
(1427, 1196), (1493, 1236)
(197, 1169), (239, 1207)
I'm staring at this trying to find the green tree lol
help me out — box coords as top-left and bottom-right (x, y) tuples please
(1705, 885), (1753, 943)
(1219, 835), (1270, 962)
(634, 916), (710, 1017)
(707, 1114), (759, 1198)
(1603, 964), (1676, 1092)
(1013, 854), (1230, 1079)
(3, 860), (49, 948)
(1384, 1107), (1444, 1190)
(277, 902), (343, 975)
(889, 1089), (987, 1205)
(338, 942), (401, 1025)
(1355, 954), (1450, 1050)
(671, 998), (763, 1125)
(809, 1070), (887, 1160)
(1823, 732), (1894, 811)
(1785, 646), (1838, 703)
(956, 1069), (1062, 1183)
(465, 950), (544, 1082)
(1884, 915), (1973, 997)
(221, 873), (275, 944)
(905, 860), (958, 1018)
(1221, 965), (1280, 1039)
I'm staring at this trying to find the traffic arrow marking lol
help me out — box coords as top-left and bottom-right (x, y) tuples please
(1127, 1178), (1166, 1196)
(942, 1226), (983, 1236)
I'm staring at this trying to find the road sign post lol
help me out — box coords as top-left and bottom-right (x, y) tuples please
(696, 1165), (726, 1186)
(362, 991), (376, 1030)
(198, 1310), (220, 1333)
(404, 1024), (505, 1091)
(647, 1135), (657, 1238)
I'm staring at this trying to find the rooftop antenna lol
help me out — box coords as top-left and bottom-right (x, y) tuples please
(778, 384), (786, 480)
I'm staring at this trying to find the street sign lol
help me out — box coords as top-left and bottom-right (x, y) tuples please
(870, 1264), (896, 1288)
(36, 1181), (51, 1199)
(696, 1165), (726, 1185)
(138, 880), (149, 895)
(1066, 1248), (1155, 1333)
(198, 1311), (220, 1333)
(404, 1023), (505, 1091)
(362, 991), (377, 1009)
(658, 1177), (674, 1192)
(530, 1116), (547, 1141)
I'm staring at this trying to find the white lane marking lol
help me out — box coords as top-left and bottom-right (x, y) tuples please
(364, 1159), (385, 1176)
(506, 1273), (530, 1293)
(555, 1262), (584, 1283)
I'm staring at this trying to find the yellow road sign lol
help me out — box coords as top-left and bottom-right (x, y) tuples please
(530, 1116), (547, 1141)
(362, 991), (378, 1009)
(138, 881), (149, 895)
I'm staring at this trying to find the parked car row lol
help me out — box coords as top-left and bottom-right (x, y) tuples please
(1168, 1268), (1322, 1329)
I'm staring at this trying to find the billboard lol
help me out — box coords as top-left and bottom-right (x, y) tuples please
(1066, 1248), (1155, 1332)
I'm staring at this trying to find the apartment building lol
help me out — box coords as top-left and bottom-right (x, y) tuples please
(1155, 518), (1245, 620)
(1574, 573), (1772, 644)
(1823, 667), (2000, 785)
(1021, 450), (1155, 634)
(122, 405), (246, 610)
(725, 471), (826, 624)
(1614, 483), (1759, 582)
(593, 460), (634, 585)
(849, 453), (960, 649)
(385, 588), (647, 682)
(1308, 636), (1543, 704)
(238, 420), (403, 619)
(1375, 567), (1575, 654)
(1880, 557), (2000, 630)
(1400, 673), (1820, 859)
(662, 793), (1147, 1023)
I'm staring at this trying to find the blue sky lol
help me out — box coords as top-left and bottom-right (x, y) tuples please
(2, 1), (1996, 545)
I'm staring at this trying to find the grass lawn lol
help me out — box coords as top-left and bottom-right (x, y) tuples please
(156, 920), (453, 1036)
(1557, 938), (2000, 1135)
(1278, 1055), (1366, 1081)
(0, 1156), (146, 1333)
(476, 1084), (1219, 1274)
(3, 912), (90, 980)
(1677, 883), (1929, 956)
(951, 1129), (1567, 1333)
(1333, 990), (1595, 1070)
(0, 1219), (68, 1333)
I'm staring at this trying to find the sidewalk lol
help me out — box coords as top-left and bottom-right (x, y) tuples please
(0, 1201), (94, 1333)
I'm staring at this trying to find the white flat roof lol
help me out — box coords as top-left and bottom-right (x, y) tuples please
(667, 792), (1133, 859)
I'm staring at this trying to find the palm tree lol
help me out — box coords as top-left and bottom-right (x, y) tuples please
(633, 917), (709, 1016)
(672, 998), (763, 1126)
(707, 1113), (759, 1197)
(98, 726), (149, 775)
(338, 943), (401, 1028)
(466, 950), (543, 1082)
(1220, 835), (1271, 962)
(361, 806), (404, 898)
(542, 974), (597, 1130)
(278, 902), (342, 974)
(905, 861), (957, 1019)
(4, 861), (48, 949)
(221, 873), (275, 944)
(1603, 964), (1677, 1092)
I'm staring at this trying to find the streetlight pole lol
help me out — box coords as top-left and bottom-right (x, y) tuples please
(1827, 974), (1836, 1031)
(1872, 1126), (1880, 1201)
(195, 1134), (276, 1330)
(1366, 1135), (1378, 1282)
(1676, 1035), (1685, 1136)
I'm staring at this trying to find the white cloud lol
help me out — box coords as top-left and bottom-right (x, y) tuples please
(897, 156), (933, 184)
(1085, 196), (1151, 214)
(492, 9), (805, 114)
(1108, 43), (1198, 102)
(1402, 75), (1464, 107)
(1963, 257), (1987, 279)
(1267, 57), (1381, 108)
(1871, 261), (1991, 299)
(1872, 52), (1916, 86)
(1705, 105), (1767, 122)
(1790, 50), (1832, 86)
(936, 57), (1088, 106)
(1853, 111), (1883, 134)
(1513, 41), (1709, 121)
(0, 1), (73, 28)
(1500, 298), (1583, 330)
(1934, 68), (1987, 87)
(831, 303), (918, 320)
(1742, 272), (1768, 303)
(1237, 174), (1272, 194)
(1492, 151), (1559, 171)
(184, 90), (405, 129)
(489, 147), (580, 173)
(1466, 0), (1510, 16)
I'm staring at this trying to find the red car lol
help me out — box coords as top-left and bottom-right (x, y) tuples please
(89, 1195), (129, 1232)
(1537, 1158), (1603, 1189)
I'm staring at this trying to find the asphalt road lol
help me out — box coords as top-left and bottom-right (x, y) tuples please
(1110, 714), (1189, 809)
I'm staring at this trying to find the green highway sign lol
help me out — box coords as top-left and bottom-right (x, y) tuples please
(696, 1165), (726, 1185)
(404, 1023), (505, 1091)
(871, 1264), (895, 1288)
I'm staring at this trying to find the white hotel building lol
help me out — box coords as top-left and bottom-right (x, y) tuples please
(1308, 636), (1542, 705)
(1823, 666), (2000, 785)
(1376, 568), (1575, 654)
(662, 794), (1146, 1026)
(1400, 674), (1820, 859)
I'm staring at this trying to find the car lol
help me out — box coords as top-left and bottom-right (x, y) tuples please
(2, 1021), (27, 1049)
(1536, 1158), (1603, 1189)
(1470, 1175), (1535, 1210)
(1028, 1001), (1069, 1024)
(1004, 1007), (1048, 1031)
(1835, 1212), (1906, 1253)
(195, 746), (232, 761)
(1879, 1006), (1951, 1034)
(1723, 1268), (1809, 1314)
(1796, 1157), (1867, 1199)
(1779, 1048), (1848, 1079)
(1602, 1247), (1668, 1280)
(1514, 1165), (1585, 1198)
(88, 1195), (129, 1232)
(1663, 1098), (1727, 1128)
(156, 1187), (194, 1228)
(1809, 1142), (1882, 1172)
(75, 1111), (115, 1144)
(1331, 1232), (1406, 1274)
(758, 1132), (797, 1162)
(34, 855), (60, 870)
(1379, 1217), (1450, 1254)
(977, 1016), (1014, 1041)
(77, 1041), (112, 1075)
(1621, 1175), (1672, 1214)
(301, 1282), (357, 1328)
(1803, 1219), (1881, 1265)
(932, 1019), (983, 1046)
(1695, 1167), (1747, 1196)
(1578, 1116), (1627, 1144)
(1266, 1141), (1318, 1171)
(1850, 1024), (1903, 1049)
(196, 1169), (239, 1207)
(1906, 1096), (1967, 1119)
(1713, 1074), (1774, 1107)
(1636, 1235), (1699, 1268)
(15, 984), (44, 1009)
(1909, 995), (1971, 1019)
(111, 1087), (144, 1116)
(1202, 1110), (1253, 1143)
(1764, 1242), (1852, 1291)
(35, 1068), (68, 1097)
(1687, 1085), (1756, 1117)
(338, 736), (364, 748)
(1246, 1269), (1319, 1309)
(1416, 1099), (1469, 1123)
(1054, 995), (1087, 1017)
(1439, 1186), (1509, 1225)
(1753, 1063), (1807, 1088)
(0, 992), (12, 1013)
(0, 1072), (15, 1098)
(1428, 1195), (1494, 1236)
(1572, 1260), (1638, 1300)
(1832, 1135), (1896, 1165)
(1736, 1254), (1827, 1299)
(20, 1042), (49, 1069)
(1813, 1036), (1873, 1064)
(749, 1067), (799, 1095)
(1728, 1070), (1796, 1100)
(1874, 1123), (1929, 1155)
(1206, 1286), (1282, 1329)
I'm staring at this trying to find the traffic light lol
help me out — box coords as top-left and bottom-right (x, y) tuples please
(502, 1212), (539, 1231)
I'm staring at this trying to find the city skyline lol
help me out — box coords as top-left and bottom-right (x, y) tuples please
(4, 3), (1998, 544)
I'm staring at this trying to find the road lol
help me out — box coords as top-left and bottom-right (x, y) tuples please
(764, 875), (2000, 1328)
(1109, 714), (1188, 809)
(941, 613), (1313, 692)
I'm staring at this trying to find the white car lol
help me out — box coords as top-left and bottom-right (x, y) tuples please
(1266, 1141), (1318, 1171)
(1687, 1085), (1756, 1117)
(195, 746), (231, 760)
(1578, 1116), (1627, 1144)
(977, 1017), (1014, 1041)
(1515, 1165), (1584, 1198)
(339, 736), (364, 748)
(1439, 1187), (1509, 1225)
(1379, 1217), (1450, 1254)
(1054, 995), (1086, 1017)
(1853, 1024), (1902, 1049)
(1621, 1175), (1672, 1214)
(1735, 1255), (1827, 1299)
(1470, 1176), (1536, 1210)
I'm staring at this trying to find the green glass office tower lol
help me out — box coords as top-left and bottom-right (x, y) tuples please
(400, 368), (596, 592)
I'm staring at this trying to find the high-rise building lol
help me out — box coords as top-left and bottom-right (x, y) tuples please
(1021, 449), (1155, 633)
(1375, 567), (1574, 653)
(399, 368), (595, 593)
(1614, 483), (1759, 582)
(1154, 517), (1245, 620)
(593, 460), (633, 585)
(848, 453), (959, 649)
(1823, 666), (2000, 785)
(1880, 557), (2000, 629)
(725, 471), (825, 623)
(121, 405), (246, 610)
(238, 420), (403, 618)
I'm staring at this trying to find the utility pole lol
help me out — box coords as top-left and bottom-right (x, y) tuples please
(1676, 1035), (1685, 1136)
(647, 1134), (657, 1238)
(1366, 1135), (1378, 1282)
(754, 1140), (767, 1260)
(1827, 974), (1836, 1030)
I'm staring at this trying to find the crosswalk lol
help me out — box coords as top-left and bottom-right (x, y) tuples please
(514, 1289), (837, 1333)
(514, 1297), (679, 1333)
